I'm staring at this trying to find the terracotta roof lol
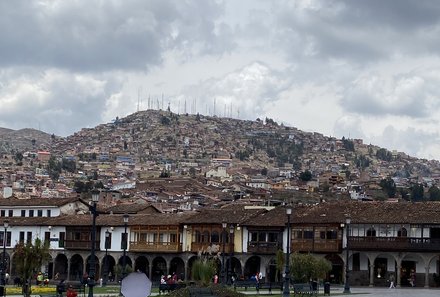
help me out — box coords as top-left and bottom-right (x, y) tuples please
(184, 207), (265, 225)
(293, 200), (440, 224)
(103, 203), (161, 214)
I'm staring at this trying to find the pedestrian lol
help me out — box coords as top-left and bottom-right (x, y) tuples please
(56, 280), (66, 297)
(389, 273), (395, 289)
(66, 285), (77, 297)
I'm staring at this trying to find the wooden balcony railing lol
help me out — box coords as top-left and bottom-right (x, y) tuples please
(65, 240), (100, 250)
(348, 236), (440, 251)
(292, 239), (341, 253)
(129, 242), (182, 252)
(247, 242), (280, 254)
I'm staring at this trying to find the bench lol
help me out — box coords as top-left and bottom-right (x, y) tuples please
(293, 283), (318, 297)
(188, 287), (214, 297)
(158, 283), (186, 294)
(256, 282), (283, 294)
(233, 280), (258, 290)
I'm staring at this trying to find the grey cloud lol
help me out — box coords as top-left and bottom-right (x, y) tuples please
(269, 0), (440, 63)
(0, 0), (231, 72)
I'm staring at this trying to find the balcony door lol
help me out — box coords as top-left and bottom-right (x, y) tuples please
(431, 228), (440, 242)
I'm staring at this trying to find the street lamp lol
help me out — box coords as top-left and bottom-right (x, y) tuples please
(88, 190), (99, 297)
(1, 220), (9, 297)
(122, 214), (129, 280)
(103, 230), (110, 286)
(227, 224), (234, 286)
(221, 221), (227, 284)
(343, 217), (351, 294)
(283, 208), (292, 297)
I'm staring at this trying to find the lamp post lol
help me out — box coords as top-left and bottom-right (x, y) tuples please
(221, 221), (227, 284)
(1, 220), (8, 297)
(103, 230), (110, 287)
(88, 190), (99, 297)
(122, 214), (129, 280)
(283, 208), (292, 297)
(343, 217), (351, 294)
(227, 224), (234, 286)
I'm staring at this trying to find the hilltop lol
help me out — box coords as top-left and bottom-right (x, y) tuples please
(0, 128), (53, 153)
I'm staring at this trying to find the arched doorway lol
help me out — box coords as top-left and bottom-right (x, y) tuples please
(325, 254), (343, 284)
(267, 259), (278, 282)
(169, 257), (185, 281)
(134, 256), (149, 276)
(54, 254), (68, 280)
(152, 257), (167, 282)
(187, 256), (198, 280)
(69, 254), (84, 282)
(117, 255), (133, 280)
(101, 255), (116, 284)
(244, 256), (261, 279)
(226, 257), (242, 280)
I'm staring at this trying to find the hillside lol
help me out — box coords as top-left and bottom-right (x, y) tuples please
(0, 128), (53, 153)
(2, 109), (440, 202)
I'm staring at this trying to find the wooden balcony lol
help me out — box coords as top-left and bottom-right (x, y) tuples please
(292, 239), (341, 253)
(65, 240), (100, 250)
(129, 242), (182, 253)
(191, 242), (234, 253)
(348, 236), (440, 252)
(247, 242), (280, 254)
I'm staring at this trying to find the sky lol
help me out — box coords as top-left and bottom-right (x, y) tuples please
(2, 0), (440, 160)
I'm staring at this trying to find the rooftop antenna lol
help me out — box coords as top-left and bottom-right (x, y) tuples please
(137, 88), (140, 112)
(214, 98), (216, 116)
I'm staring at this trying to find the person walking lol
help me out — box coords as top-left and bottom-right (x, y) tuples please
(389, 273), (395, 289)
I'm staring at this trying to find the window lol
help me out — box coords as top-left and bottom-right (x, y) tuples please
(295, 230), (303, 239)
(303, 230), (314, 239)
(367, 228), (376, 237)
(211, 231), (219, 243)
(321, 230), (338, 239)
(398, 227), (408, 237)
(19, 232), (25, 243)
(29, 210), (34, 217)
(258, 232), (267, 242)
(6, 232), (11, 246)
(121, 233), (127, 249)
(8, 210), (12, 217)
(105, 233), (112, 249)
(170, 233), (177, 243)
(194, 231), (201, 243)
(74, 232), (81, 241)
(59, 232), (65, 248)
(268, 232), (278, 243)
(47, 210), (51, 217)
(26, 231), (32, 243)
(250, 232), (258, 242)
(44, 231), (50, 243)
(202, 231), (210, 243)
(38, 210), (43, 217)
(0, 210), (4, 217)
(21, 210), (25, 217)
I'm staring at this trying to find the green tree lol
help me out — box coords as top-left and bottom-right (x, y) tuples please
(290, 253), (332, 283)
(275, 249), (285, 282)
(47, 156), (61, 181)
(379, 177), (396, 198)
(191, 259), (216, 286)
(428, 185), (440, 201)
(14, 238), (51, 297)
(299, 170), (312, 182)
(411, 183), (424, 201)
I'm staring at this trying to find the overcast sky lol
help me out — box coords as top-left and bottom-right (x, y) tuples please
(2, 0), (440, 160)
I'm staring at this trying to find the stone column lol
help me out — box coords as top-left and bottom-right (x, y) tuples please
(396, 265), (401, 288)
(369, 264), (375, 287)
(425, 266), (430, 288)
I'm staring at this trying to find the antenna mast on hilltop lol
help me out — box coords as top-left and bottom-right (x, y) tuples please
(148, 95), (151, 110)
(213, 98), (216, 116)
(137, 88), (140, 112)
(162, 93), (164, 110)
